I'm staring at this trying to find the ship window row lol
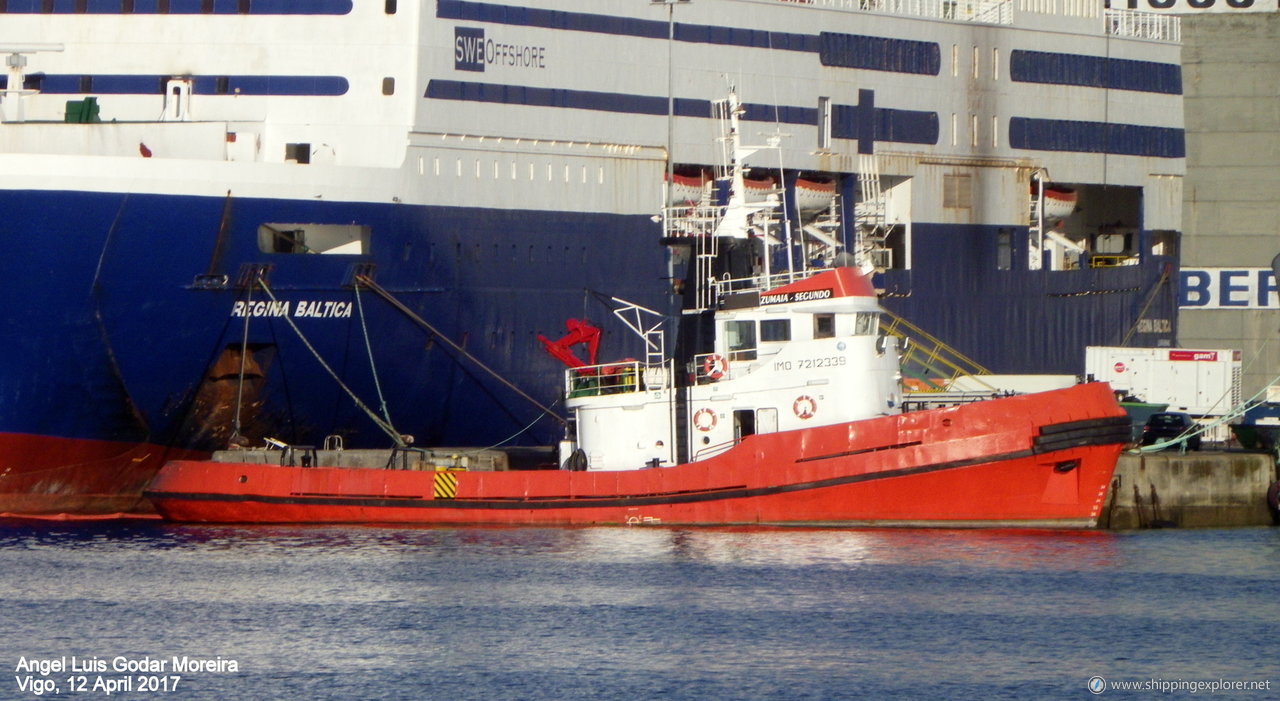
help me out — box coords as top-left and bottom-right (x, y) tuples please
(949, 45), (1182, 95)
(444, 242), (591, 266)
(950, 44), (1001, 81)
(0, 0), (353, 13)
(1009, 50), (1182, 96)
(724, 312), (878, 360)
(3, 74), (351, 97)
(948, 114), (1000, 149)
(416, 156), (606, 186)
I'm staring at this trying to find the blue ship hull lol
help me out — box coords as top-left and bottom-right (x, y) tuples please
(0, 188), (666, 512)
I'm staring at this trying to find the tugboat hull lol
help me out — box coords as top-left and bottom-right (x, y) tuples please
(146, 383), (1129, 528)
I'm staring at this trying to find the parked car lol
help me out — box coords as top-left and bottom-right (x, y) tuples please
(1140, 412), (1202, 450)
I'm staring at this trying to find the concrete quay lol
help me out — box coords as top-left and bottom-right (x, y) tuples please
(1101, 451), (1279, 529)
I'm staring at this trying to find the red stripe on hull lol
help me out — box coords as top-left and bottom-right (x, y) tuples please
(148, 384), (1127, 528)
(0, 433), (207, 516)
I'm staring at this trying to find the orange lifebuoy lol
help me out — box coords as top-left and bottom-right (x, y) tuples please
(693, 408), (717, 432)
(793, 395), (817, 420)
(702, 354), (728, 380)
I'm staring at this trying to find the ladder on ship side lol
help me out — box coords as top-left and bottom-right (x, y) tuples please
(879, 309), (997, 392)
(1028, 176), (1045, 271)
(854, 154), (892, 271)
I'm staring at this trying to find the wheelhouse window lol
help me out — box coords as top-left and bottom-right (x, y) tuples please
(761, 319), (791, 343)
(725, 320), (757, 361)
(854, 312), (878, 336)
(814, 314), (835, 339)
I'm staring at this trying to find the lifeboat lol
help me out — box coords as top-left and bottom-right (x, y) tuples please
(795, 177), (837, 212)
(1033, 183), (1078, 220)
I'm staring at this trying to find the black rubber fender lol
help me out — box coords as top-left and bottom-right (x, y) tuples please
(1267, 480), (1280, 521)
(562, 448), (588, 472)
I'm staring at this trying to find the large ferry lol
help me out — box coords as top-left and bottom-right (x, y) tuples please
(0, 0), (1183, 515)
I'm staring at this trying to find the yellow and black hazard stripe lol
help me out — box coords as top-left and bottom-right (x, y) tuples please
(433, 470), (458, 499)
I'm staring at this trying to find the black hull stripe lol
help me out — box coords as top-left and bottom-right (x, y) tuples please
(146, 423), (1122, 512)
(1033, 416), (1132, 454)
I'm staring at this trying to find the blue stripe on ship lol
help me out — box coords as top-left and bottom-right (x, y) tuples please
(437, 0), (818, 52)
(440, 0), (940, 73)
(0, 75), (349, 96)
(819, 32), (939, 75)
(439, 0), (1176, 86)
(1009, 117), (1185, 159)
(0, 0), (351, 13)
(426, 81), (940, 148)
(1010, 50), (1182, 95)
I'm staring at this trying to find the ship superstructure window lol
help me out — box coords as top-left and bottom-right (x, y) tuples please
(817, 96), (831, 150)
(285, 143), (310, 164)
(1150, 230), (1178, 258)
(814, 314), (835, 339)
(258, 223), (369, 255)
(761, 319), (790, 343)
(996, 228), (1012, 270)
(725, 320), (757, 361)
(384, 0), (395, 12)
(854, 312), (878, 336)
(382, 77), (395, 95)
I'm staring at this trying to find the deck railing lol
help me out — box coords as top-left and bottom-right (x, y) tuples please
(769, 0), (1182, 42)
(565, 360), (674, 398)
(1106, 8), (1181, 42)
(782, 0), (1014, 24)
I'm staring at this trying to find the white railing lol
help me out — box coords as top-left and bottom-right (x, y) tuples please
(1106, 8), (1181, 42)
(772, 0), (1014, 24)
(1017, 0), (1100, 18)
(710, 268), (825, 299)
(564, 360), (674, 398)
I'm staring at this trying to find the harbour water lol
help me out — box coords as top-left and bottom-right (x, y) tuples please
(2, 523), (1277, 699)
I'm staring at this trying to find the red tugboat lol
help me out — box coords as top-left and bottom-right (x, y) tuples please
(146, 92), (1129, 528)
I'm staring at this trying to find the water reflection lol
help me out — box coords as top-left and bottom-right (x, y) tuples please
(1, 521), (1277, 699)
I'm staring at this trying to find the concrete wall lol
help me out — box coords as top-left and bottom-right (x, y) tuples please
(1102, 452), (1277, 529)
(1180, 13), (1280, 398)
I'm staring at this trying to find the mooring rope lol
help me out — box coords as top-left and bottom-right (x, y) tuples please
(256, 278), (406, 447)
(231, 280), (254, 441)
(353, 282), (396, 433)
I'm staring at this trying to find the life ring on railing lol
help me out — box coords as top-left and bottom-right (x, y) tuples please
(702, 354), (728, 380)
(693, 408), (717, 432)
(793, 395), (817, 420)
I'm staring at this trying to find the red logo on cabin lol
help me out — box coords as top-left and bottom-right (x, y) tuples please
(1168, 350), (1218, 362)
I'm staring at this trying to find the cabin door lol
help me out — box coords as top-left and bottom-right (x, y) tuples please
(757, 408), (778, 435)
(733, 410), (755, 442)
